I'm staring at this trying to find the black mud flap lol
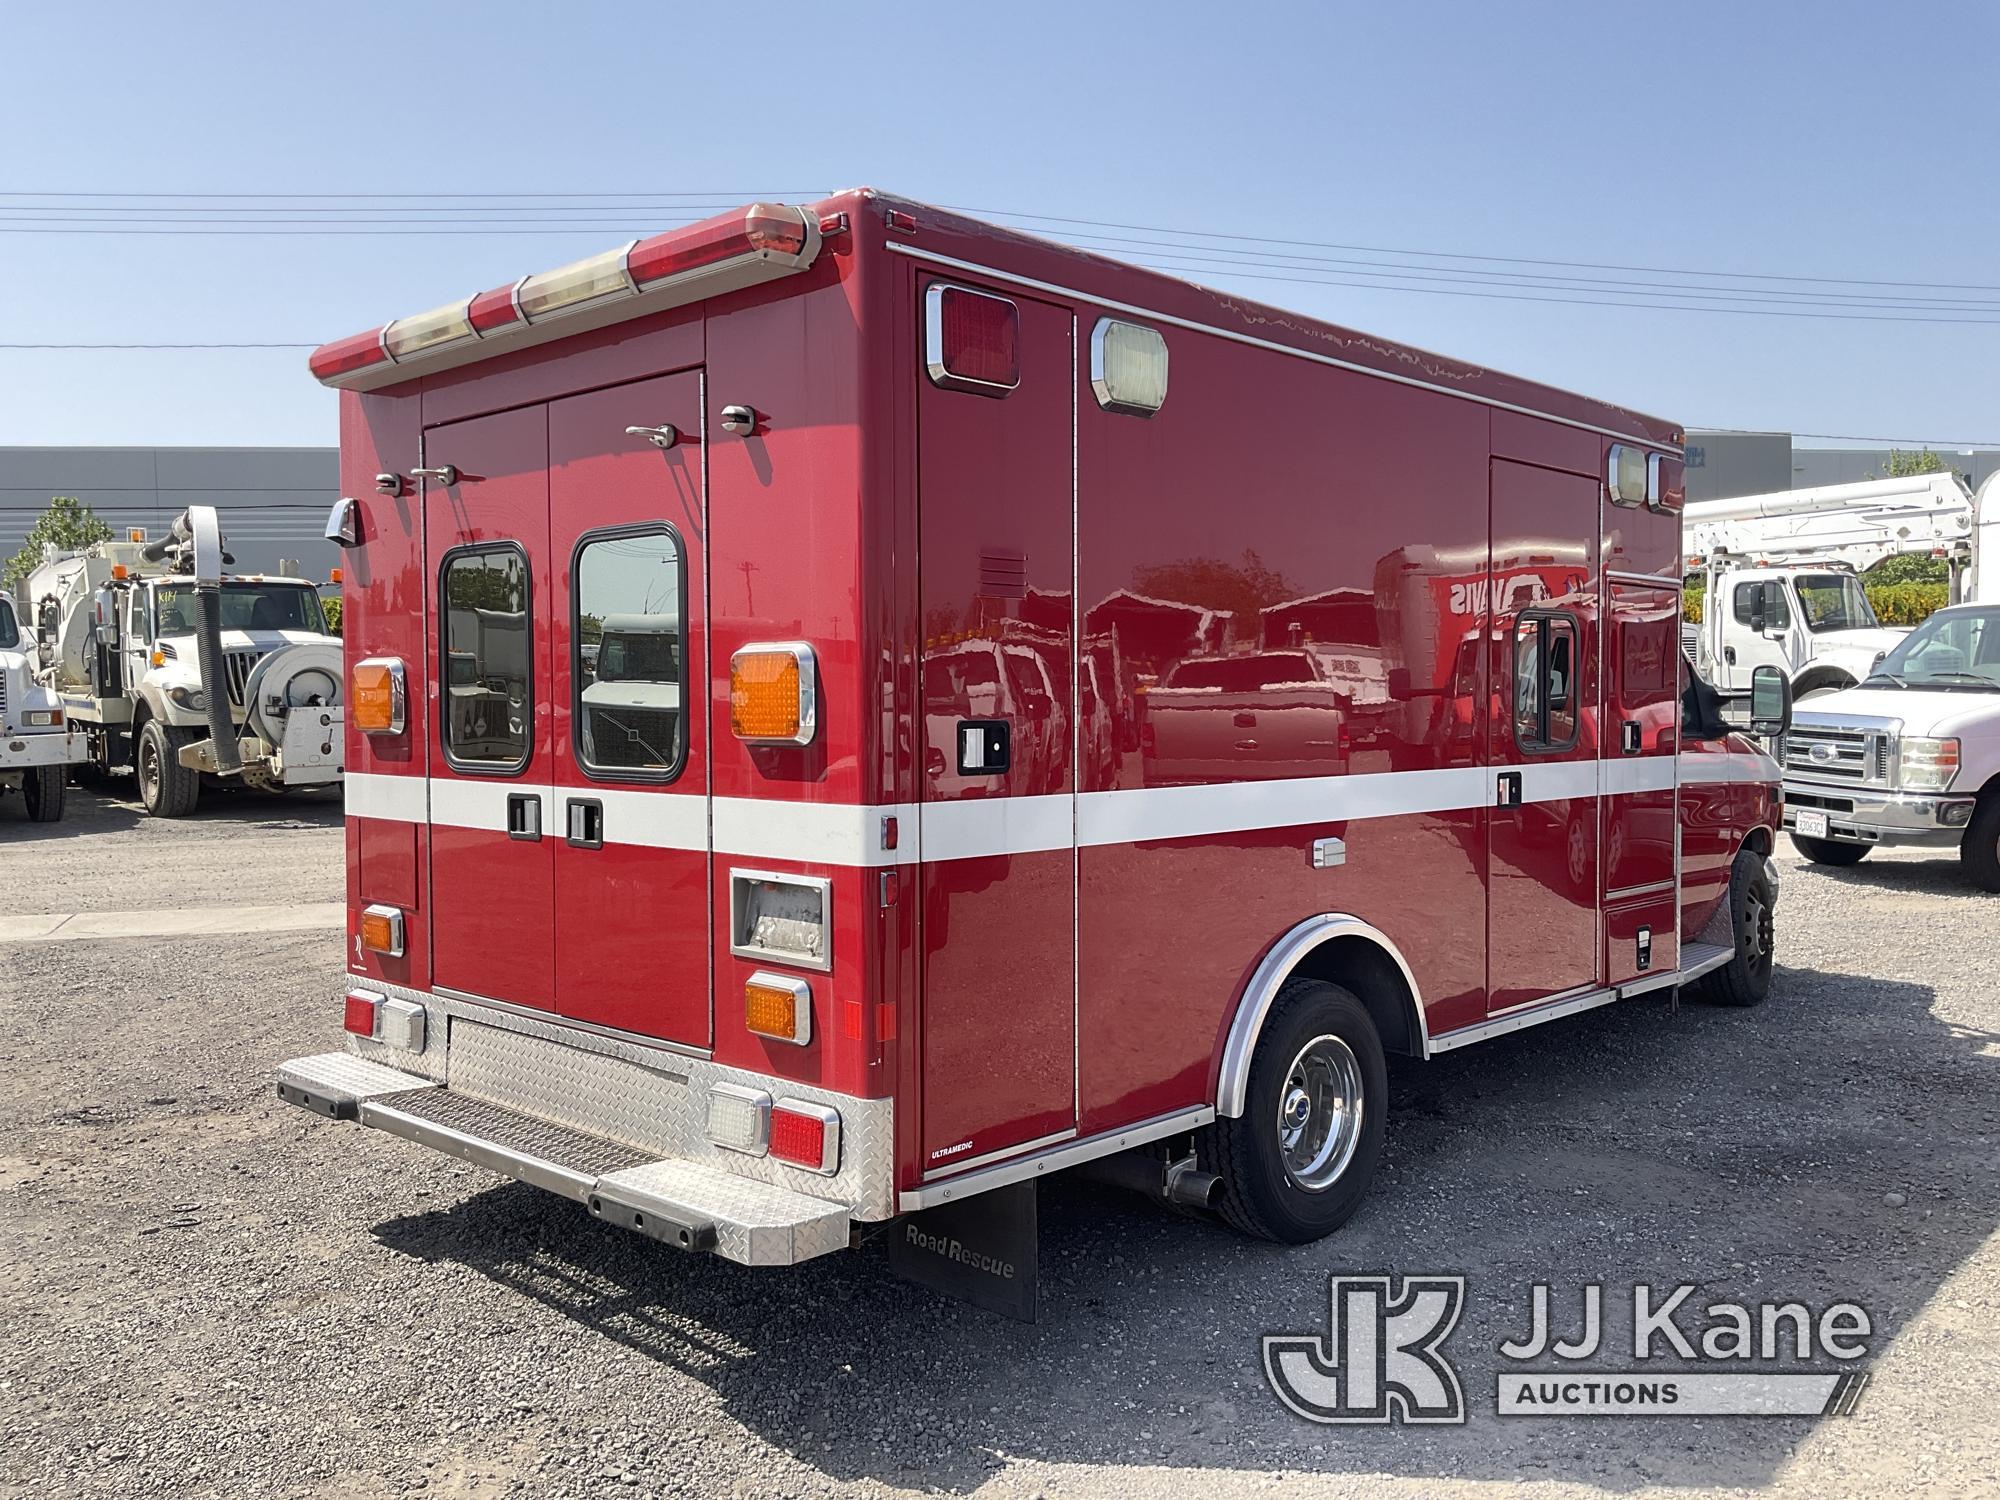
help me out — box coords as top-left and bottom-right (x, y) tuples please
(887, 1178), (1038, 1322)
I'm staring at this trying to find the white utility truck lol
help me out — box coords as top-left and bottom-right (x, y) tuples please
(1684, 471), (1981, 699)
(0, 593), (83, 822)
(1777, 473), (2000, 884)
(24, 506), (344, 817)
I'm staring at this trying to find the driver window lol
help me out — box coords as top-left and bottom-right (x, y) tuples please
(1732, 580), (1789, 630)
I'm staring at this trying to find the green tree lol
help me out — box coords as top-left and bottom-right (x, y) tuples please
(5, 495), (114, 588)
(1132, 548), (1296, 627)
(1878, 448), (1947, 478)
(1867, 552), (1947, 587)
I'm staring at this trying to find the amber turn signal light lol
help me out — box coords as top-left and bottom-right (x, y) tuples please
(744, 972), (811, 1046)
(359, 903), (405, 958)
(730, 644), (817, 744)
(351, 657), (406, 735)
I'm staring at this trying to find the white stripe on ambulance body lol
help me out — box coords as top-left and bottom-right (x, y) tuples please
(345, 749), (1774, 866)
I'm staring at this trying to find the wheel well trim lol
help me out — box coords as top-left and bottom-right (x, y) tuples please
(1215, 913), (1427, 1119)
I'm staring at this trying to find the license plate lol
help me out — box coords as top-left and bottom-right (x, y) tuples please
(1795, 809), (1829, 839)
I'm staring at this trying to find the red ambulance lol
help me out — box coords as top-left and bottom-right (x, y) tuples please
(283, 191), (1787, 1287)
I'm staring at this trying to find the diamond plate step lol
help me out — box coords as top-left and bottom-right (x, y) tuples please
(276, 1052), (851, 1266)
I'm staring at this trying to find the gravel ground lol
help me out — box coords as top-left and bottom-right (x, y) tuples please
(3, 784), (1997, 1499)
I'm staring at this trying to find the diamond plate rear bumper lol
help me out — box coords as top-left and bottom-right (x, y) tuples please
(279, 1049), (856, 1266)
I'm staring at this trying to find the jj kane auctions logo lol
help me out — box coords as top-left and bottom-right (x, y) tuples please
(1265, 1276), (1872, 1423)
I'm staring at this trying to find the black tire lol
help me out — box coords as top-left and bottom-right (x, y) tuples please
(1197, 978), (1387, 1244)
(137, 719), (201, 818)
(22, 765), (65, 823)
(1698, 850), (1777, 1007)
(1959, 793), (2000, 893)
(1790, 832), (1868, 866)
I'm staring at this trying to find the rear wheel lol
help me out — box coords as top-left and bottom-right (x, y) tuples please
(1790, 832), (1868, 866)
(1199, 978), (1387, 1243)
(22, 766), (65, 822)
(1698, 849), (1777, 1007)
(137, 719), (201, 818)
(1959, 794), (2000, 893)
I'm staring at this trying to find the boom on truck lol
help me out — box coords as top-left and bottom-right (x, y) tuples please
(25, 506), (344, 817)
(1683, 471), (1989, 700)
(278, 191), (1790, 1314)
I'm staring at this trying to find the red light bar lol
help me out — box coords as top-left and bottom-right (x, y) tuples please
(468, 280), (527, 335)
(310, 201), (820, 392)
(308, 327), (392, 382)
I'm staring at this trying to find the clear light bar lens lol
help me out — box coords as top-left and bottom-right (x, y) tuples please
(385, 298), (476, 359)
(516, 244), (635, 322)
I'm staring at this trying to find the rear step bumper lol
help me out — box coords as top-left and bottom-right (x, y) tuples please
(278, 1052), (850, 1265)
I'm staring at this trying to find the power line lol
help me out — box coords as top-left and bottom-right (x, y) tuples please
(1069, 254), (2000, 325)
(946, 204), (2000, 294)
(2, 189), (1990, 296)
(1056, 237), (2000, 316)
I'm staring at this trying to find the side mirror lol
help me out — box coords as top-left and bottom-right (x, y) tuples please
(1750, 664), (1792, 736)
(1761, 580), (1785, 633)
(1387, 666), (1412, 701)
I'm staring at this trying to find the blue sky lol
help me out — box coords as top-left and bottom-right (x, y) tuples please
(2, 1), (1993, 452)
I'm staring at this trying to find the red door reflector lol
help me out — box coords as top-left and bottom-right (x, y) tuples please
(927, 285), (1020, 393)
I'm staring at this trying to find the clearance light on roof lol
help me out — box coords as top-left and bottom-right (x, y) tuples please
(309, 202), (820, 391)
(926, 283), (1020, 395)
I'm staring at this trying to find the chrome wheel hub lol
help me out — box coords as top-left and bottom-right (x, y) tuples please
(1276, 1033), (1365, 1193)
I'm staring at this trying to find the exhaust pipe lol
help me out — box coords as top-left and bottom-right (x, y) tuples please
(1079, 1149), (1223, 1210)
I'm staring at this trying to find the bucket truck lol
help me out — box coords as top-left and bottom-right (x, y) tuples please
(24, 506), (344, 817)
(1684, 471), (1979, 700)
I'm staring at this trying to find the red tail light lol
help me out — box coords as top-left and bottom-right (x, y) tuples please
(768, 1101), (840, 1174)
(343, 993), (378, 1037)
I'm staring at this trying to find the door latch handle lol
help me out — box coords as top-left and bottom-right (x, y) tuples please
(566, 797), (604, 849)
(1621, 721), (1642, 755)
(506, 792), (542, 842)
(624, 424), (680, 450)
(411, 465), (459, 486)
(1496, 771), (1523, 809)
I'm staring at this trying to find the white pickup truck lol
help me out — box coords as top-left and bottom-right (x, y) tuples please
(1781, 600), (2000, 888)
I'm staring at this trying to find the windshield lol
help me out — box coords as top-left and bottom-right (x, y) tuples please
(152, 581), (326, 636)
(596, 630), (679, 683)
(1872, 607), (2000, 690)
(1794, 574), (1878, 634)
(0, 598), (17, 650)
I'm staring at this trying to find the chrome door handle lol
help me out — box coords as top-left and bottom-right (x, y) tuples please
(411, 465), (459, 486)
(624, 424), (680, 450)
